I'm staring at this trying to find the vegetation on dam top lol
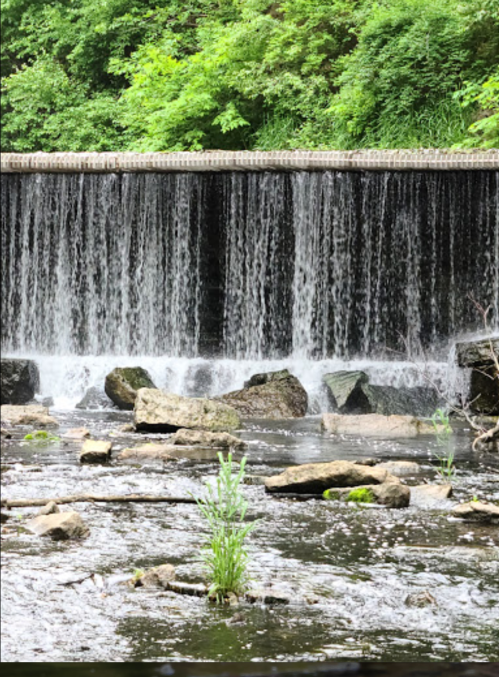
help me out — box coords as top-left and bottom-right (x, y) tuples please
(1, 0), (498, 153)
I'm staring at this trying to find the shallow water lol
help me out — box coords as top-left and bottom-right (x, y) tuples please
(1, 411), (499, 663)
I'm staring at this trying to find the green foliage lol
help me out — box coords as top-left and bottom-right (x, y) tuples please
(323, 489), (341, 501)
(428, 408), (456, 482)
(2, 0), (498, 151)
(194, 452), (257, 604)
(345, 487), (376, 504)
(430, 408), (452, 435)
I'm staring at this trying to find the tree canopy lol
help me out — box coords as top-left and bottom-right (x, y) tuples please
(1, 0), (498, 151)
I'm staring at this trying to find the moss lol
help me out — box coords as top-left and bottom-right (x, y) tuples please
(323, 489), (341, 501)
(345, 487), (376, 504)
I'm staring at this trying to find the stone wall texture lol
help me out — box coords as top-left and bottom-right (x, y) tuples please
(1, 150), (498, 173)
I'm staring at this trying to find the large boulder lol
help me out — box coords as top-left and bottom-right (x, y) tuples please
(1, 359), (40, 405)
(134, 388), (241, 433)
(105, 367), (157, 410)
(219, 369), (308, 419)
(322, 370), (438, 417)
(455, 337), (499, 415)
(0, 404), (58, 428)
(26, 511), (90, 540)
(322, 413), (433, 438)
(265, 460), (409, 507)
(75, 387), (114, 410)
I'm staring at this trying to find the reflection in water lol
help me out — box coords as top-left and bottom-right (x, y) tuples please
(3, 664), (499, 677)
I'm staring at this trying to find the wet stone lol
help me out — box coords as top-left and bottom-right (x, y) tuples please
(451, 500), (499, 523)
(79, 440), (112, 463)
(135, 564), (176, 589)
(405, 590), (438, 608)
(63, 427), (91, 440)
(0, 404), (58, 428)
(38, 501), (60, 516)
(26, 511), (90, 540)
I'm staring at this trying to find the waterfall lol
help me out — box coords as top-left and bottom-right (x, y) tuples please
(2, 170), (498, 363)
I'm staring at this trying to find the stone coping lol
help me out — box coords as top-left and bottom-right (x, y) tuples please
(1, 150), (498, 172)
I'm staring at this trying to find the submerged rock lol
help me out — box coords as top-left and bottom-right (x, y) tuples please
(75, 387), (114, 410)
(405, 590), (438, 608)
(105, 367), (157, 410)
(451, 500), (499, 523)
(410, 484), (453, 508)
(26, 511), (89, 540)
(135, 564), (176, 589)
(134, 388), (241, 433)
(219, 369), (308, 419)
(0, 404), (58, 428)
(80, 440), (112, 464)
(455, 337), (499, 415)
(1, 359), (40, 405)
(169, 428), (246, 449)
(37, 501), (60, 516)
(322, 370), (438, 417)
(322, 413), (433, 438)
(63, 427), (91, 441)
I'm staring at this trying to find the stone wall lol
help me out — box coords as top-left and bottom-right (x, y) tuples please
(1, 149), (498, 173)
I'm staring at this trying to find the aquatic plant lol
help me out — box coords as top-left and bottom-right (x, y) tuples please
(194, 452), (257, 604)
(345, 487), (376, 504)
(430, 408), (452, 434)
(428, 408), (456, 481)
(323, 489), (341, 501)
(24, 430), (59, 444)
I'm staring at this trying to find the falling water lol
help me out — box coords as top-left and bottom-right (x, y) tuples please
(2, 170), (498, 368)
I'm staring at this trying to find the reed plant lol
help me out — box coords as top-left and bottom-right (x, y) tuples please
(194, 452), (257, 603)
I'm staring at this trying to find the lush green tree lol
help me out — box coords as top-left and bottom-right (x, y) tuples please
(1, 0), (498, 151)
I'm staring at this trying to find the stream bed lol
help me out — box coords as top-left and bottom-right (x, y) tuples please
(1, 410), (499, 662)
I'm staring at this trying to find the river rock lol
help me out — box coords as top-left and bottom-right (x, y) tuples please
(219, 369), (308, 419)
(135, 564), (176, 589)
(455, 337), (499, 414)
(324, 481), (410, 508)
(322, 413), (433, 438)
(411, 484), (453, 508)
(0, 404), (58, 428)
(63, 427), (91, 440)
(322, 370), (438, 417)
(1, 359), (40, 405)
(105, 367), (157, 410)
(376, 461), (421, 477)
(75, 387), (114, 410)
(405, 590), (438, 608)
(169, 429), (246, 449)
(26, 511), (89, 540)
(265, 460), (391, 494)
(80, 440), (112, 463)
(38, 501), (60, 516)
(134, 388), (241, 433)
(455, 337), (499, 368)
(451, 500), (499, 523)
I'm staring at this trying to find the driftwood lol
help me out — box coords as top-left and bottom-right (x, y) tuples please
(1, 493), (198, 509)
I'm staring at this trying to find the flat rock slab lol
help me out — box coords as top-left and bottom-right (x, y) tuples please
(80, 440), (112, 463)
(322, 413), (433, 438)
(410, 484), (453, 508)
(0, 404), (58, 428)
(117, 443), (238, 462)
(169, 429), (246, 449)
(26, 511), (90, 540)
(265, 460), (391, 494)
(451, 501), (499, 523)
(134, 388), (241, 433)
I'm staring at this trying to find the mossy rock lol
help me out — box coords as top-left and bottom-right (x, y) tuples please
(345, 487), (376, 504)
(105, 367), (157, 410)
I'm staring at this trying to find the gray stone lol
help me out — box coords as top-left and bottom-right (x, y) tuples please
(75, 387), (114, 410)
(322, 370), (369, 411)
(26, 511), (90, 540)
(80, 440), (112, 464)
(405, 591), (438, 608)
(1, 359), (40, 405)
(245, 588), (293, 605)
(376, 461), (421, 477)
(37, 501), (60, 516)
(411, 484), (453, 508)
(0, 404), (58, 428)
(322, 413), (433, 438)
(105, 367), (157, 410)
(134, 388), (241, 433)
(219, 370), (308, 419)
(62, 427), (91, 441)
(455, 337), (499, 368)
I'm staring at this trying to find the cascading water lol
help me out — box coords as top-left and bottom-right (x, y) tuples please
(1, 170), (498, 406)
